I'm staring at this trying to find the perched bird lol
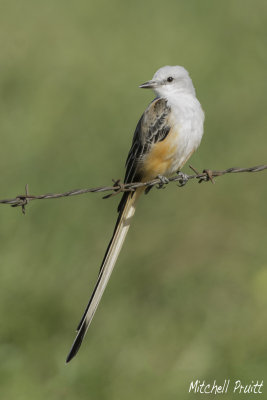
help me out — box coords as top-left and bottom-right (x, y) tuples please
(66, 65), (205, 362)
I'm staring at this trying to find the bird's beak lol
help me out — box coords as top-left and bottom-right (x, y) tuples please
(139, 80), (157, 89)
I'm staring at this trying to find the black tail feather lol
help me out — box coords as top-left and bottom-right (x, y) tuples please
(66, 321), (87, 363)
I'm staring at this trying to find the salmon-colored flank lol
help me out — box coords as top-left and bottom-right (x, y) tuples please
(141, 127), (178, 181)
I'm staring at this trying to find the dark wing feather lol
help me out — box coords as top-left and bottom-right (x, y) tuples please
(124, 97), (171, 184)
(118, 97), (171, 212)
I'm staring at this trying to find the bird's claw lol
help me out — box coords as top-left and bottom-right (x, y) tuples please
(145, 185), (153, 195)
(156, 174), (169, 189)
(176, 171), (189, 187)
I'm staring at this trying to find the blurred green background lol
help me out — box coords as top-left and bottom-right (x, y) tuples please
(0, 0), (267, 399)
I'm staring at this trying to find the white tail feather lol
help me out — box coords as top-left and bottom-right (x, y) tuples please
(66, 191), (140, 362)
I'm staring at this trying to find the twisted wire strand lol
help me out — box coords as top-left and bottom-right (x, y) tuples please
(0, 164), (266, 214)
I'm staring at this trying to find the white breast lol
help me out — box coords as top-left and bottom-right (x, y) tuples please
(167, 93), (204, 173)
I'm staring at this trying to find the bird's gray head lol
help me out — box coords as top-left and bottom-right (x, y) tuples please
(139, 65), (196, 97)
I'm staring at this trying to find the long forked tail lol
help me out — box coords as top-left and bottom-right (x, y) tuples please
(66, 189), (141, 363)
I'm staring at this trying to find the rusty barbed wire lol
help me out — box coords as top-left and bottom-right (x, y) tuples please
(0, 164), (266, 214)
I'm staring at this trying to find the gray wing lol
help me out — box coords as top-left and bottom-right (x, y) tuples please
(124, 97), (171, 184)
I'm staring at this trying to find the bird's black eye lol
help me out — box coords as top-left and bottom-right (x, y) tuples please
(167, 76), (173, 82)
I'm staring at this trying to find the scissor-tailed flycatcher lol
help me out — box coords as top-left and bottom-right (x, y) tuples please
(66, 65), (204, 362)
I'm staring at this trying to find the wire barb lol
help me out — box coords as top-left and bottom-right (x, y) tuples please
(11, 184), (30, 214)
(200, 169), (215, 184)
(102, 179), (131, 199)
(0, 164), (266, 212)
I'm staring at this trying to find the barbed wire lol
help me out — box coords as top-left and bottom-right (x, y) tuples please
(0, 164), (266, 214)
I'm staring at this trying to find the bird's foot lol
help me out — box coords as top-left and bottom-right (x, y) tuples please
(176, 171), (189, 187)
(156, 174), (169, 189)
(145, 185), (153, 195)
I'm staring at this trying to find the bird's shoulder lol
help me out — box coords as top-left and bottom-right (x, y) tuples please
(134, 97), (171, 145)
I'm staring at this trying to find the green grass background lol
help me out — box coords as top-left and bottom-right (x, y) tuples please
(0, 1), (267, 399)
